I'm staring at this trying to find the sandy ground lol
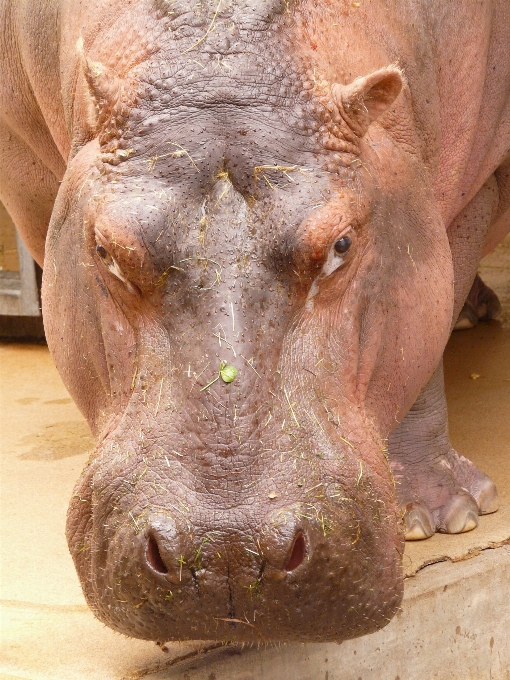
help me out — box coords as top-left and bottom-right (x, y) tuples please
(1, 237), (509, 679)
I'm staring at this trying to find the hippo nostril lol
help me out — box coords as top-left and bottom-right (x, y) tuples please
(284, 532), (307, 571)
(146, 535), (169, 575)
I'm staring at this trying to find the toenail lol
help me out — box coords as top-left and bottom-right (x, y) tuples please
(475, 479), (499, 515)
(443, 495), (479, 534)
(404, 504), (435, 541)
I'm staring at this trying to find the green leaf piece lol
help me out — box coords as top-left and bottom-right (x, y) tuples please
(220, 363), (238, 384)
(201, 361), (238, 391)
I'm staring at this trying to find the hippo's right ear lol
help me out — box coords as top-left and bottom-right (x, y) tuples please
(74, 37), (123, 140)
(331, 66), (403, 137)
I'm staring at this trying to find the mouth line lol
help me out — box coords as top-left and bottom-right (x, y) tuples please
(213, 616), (265, 640)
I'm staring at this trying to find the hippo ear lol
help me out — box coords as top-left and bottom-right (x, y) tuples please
(83, 61), (123, 120)
(331, 66), (403, 137)
(76, 37), (123, 131)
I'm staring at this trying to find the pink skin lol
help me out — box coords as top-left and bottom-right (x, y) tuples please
(1, 0), (509, 642)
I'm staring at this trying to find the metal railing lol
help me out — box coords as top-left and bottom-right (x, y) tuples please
(0, 230), (40, 316)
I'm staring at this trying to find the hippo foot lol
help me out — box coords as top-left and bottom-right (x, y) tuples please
(393, 446), (498, 540)
(389, 359), (498, 541)
(454, 274), (501, 330)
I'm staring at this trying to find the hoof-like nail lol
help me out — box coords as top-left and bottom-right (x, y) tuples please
(454, 302), (478, 331)
(443, 495), (479, 534)
(404, 504), (435, 540)
(454, 316), (475, 331)
(475, 478), (499, 515)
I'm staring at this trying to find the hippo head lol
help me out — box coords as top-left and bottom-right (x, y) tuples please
(44, 1), (453, 643)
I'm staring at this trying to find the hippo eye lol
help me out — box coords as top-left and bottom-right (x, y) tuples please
(306, 230), (355, 303)
(314, 230), (355, 279)
(334, 237), (352, 254)
(95, 241), (137, 292)
(96, 244), (108, 259)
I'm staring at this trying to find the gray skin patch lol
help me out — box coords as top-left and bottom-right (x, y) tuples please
(87, 1), (358, 185)
(154, 0), (290, 30)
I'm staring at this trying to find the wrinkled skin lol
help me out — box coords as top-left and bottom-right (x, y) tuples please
(1, 0), (509, 643)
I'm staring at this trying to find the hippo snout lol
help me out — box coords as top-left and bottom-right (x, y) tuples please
(142, 507), (308, 585)
(83, 493), (403, 643)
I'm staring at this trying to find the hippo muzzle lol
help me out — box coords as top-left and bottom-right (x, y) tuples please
(69, 402), (403, 642)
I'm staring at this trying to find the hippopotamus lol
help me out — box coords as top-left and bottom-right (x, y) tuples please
(1, 0), (509, 644)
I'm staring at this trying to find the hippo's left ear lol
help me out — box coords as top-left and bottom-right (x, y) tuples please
(331, 66), (403, 137)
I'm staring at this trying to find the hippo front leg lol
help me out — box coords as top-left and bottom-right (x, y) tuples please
(389, 359), (498, 540)
(389, 171), (509, 540)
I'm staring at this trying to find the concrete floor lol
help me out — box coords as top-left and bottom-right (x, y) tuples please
(1, 238), (509, 680)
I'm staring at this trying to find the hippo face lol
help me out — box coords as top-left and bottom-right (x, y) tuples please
(44, 1), (453, 643)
